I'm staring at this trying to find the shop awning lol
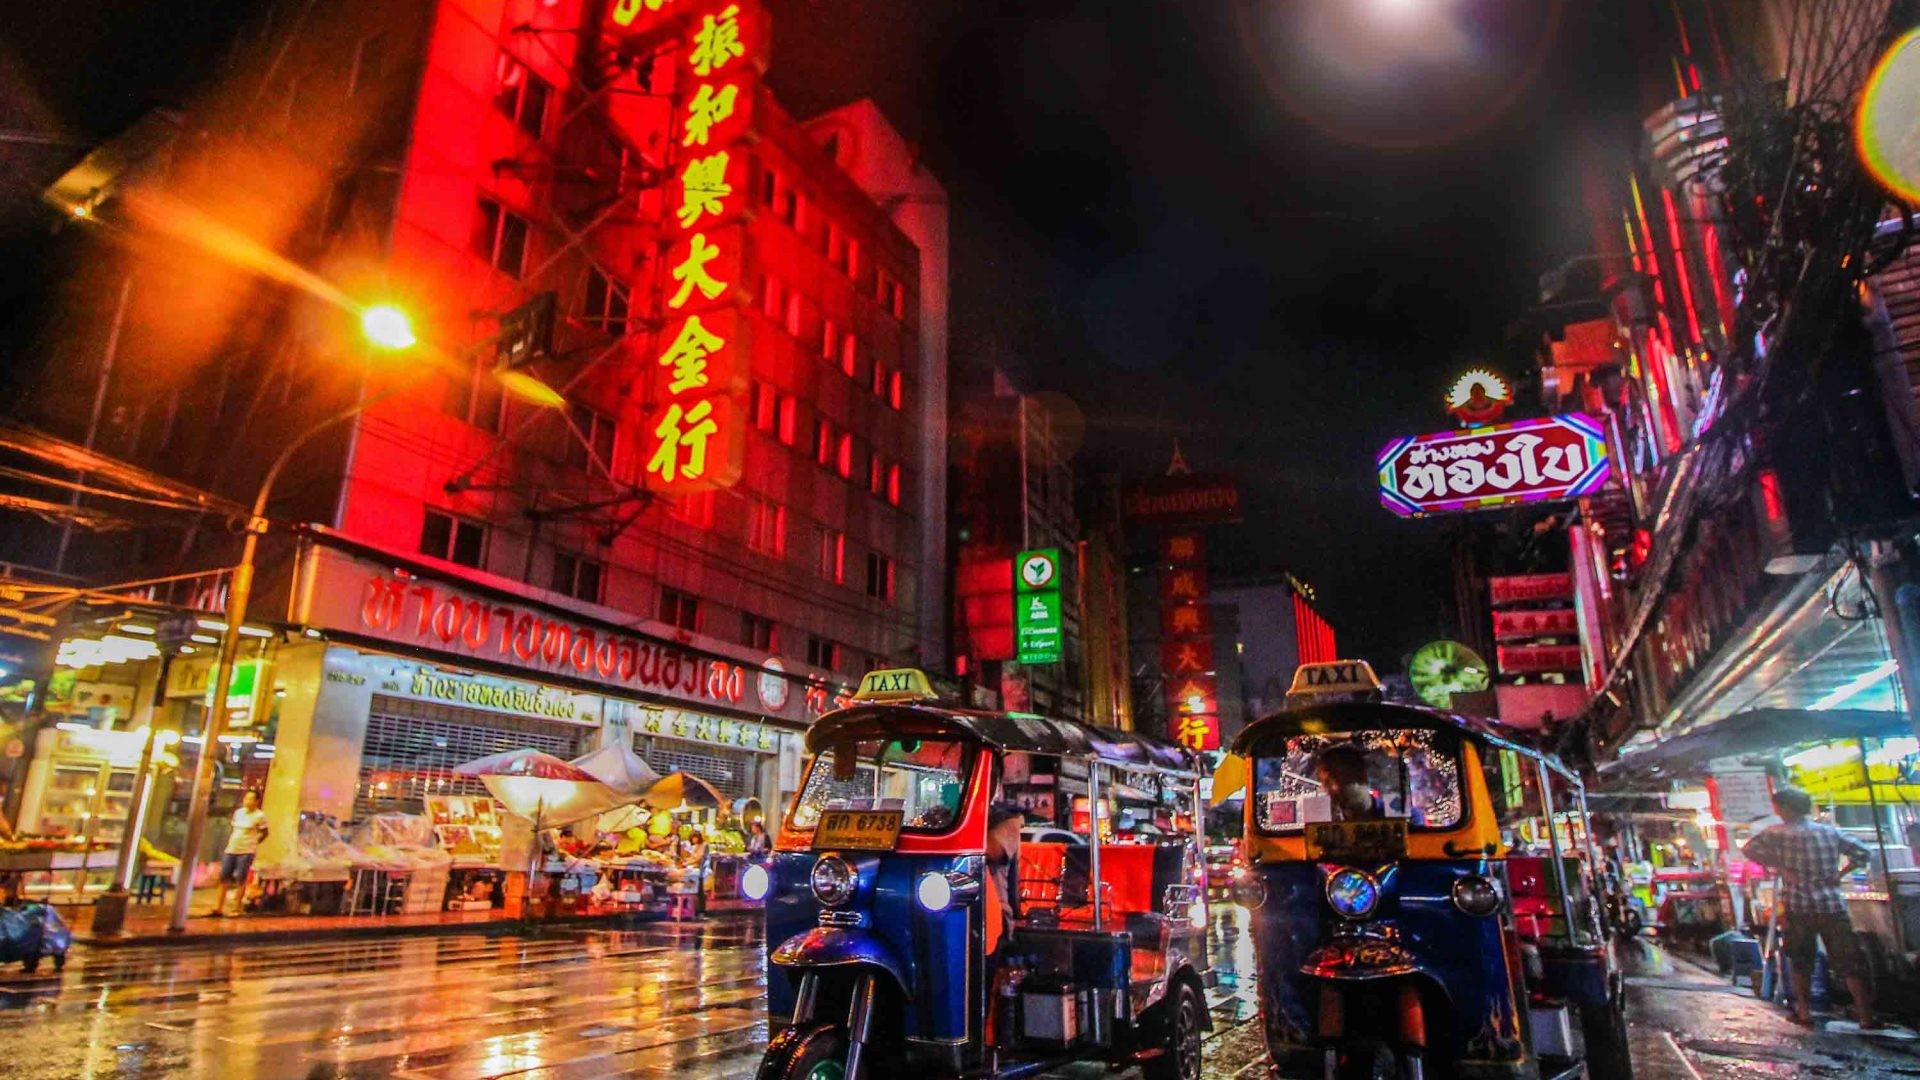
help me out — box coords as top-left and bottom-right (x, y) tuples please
(1606, 706), (1910, 780)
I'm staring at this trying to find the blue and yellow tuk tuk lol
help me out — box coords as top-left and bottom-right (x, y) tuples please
(751, 669), (1211, 1080)
(1217, 661), (1631, 1080)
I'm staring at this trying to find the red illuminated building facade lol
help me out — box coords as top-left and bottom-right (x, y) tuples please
(1, 0), (948, 858)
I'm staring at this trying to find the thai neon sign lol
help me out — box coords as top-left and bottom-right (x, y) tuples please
(1378, 414), (1610, 517)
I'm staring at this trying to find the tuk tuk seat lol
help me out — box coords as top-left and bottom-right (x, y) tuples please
(1017, 843), (1164, 927)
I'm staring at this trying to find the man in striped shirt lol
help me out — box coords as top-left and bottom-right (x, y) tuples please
(1742, 787), (1878, 1029)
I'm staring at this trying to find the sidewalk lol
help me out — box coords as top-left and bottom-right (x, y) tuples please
(58, 897), (703, 948)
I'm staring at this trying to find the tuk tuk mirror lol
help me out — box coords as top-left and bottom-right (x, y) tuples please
(831, 743), (858, 781)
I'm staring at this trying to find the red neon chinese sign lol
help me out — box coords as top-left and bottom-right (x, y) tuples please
(608, 1), (769, 494)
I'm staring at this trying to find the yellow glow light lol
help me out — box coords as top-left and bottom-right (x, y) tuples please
(1858, 29), (1920, 203)
(361, 305), (417, 350)
(494, 368), (567, 408)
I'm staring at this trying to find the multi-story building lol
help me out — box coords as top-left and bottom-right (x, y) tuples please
(2, 0), (947, 865)
(949, 366), (1087, 720)
(1529, 0), (1920, 776)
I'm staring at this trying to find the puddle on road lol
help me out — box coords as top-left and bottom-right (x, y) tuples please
(1682, 1037), (1920, 1078)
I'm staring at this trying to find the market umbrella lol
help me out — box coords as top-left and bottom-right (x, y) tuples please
(569, 742), (661, 795)
(451, 748), (630, 827)
(640, 771), (727, 811)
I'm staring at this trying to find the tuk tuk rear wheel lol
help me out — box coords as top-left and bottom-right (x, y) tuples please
(768, 1023), (847, 1080)
(1144, 981), (1203, 1080)
(1578, 996), (1633, 1080)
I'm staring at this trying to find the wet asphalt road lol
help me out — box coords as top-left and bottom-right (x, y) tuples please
(0, 910), (1913, 1079)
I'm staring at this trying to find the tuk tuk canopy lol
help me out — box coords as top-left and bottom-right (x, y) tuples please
(806, 703), (1196, 774)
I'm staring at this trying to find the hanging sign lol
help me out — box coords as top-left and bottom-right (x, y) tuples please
(1014, 549), (1064, 665)
(1378, 414), (1611, 517)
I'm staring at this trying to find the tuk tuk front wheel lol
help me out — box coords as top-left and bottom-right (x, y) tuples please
(1144, 981), (1204, 1080)
(762, 1023), (847, 1080)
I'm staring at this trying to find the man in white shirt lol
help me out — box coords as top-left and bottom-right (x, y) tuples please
(211, 790), (268, 917)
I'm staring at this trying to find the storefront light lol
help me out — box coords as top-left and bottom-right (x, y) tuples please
(1868, 738), (1919, 765)
(1782, 742), (1858, 772)
(118, 624), (155, 636)
(1808, 660), (1900, 711)
(189, 634), (218, 645)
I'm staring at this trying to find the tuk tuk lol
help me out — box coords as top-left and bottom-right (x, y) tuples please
(1218, 661), (1631, 1080)
(752, 669), (1211, 1080)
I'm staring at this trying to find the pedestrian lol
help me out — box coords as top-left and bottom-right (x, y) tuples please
(1741, 787), (1878, 1029)
(746, 819), (771, 859)
(211, 790), (269, 918)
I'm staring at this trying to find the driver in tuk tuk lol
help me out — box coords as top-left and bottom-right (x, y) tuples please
(1315, 744), (1424, 824)
(985, 802), (1024, 955)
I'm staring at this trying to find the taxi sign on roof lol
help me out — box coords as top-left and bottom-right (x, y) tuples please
(852, 667), (939, 704)
(1287, 660), (1383, 701)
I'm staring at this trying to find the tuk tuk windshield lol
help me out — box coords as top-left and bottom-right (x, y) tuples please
(1253, 728), (1464, 833)
(789, 739), (976, 833)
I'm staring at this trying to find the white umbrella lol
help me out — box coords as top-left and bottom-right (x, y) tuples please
(569, 742), (661, 796)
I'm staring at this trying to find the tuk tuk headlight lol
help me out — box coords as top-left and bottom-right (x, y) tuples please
(1452, 874), (1502, 917)
(1325, 868), (1381, 920)
(1231, 874), (1268, 910)
(739, 863), (770, 902)
(916, 871), (954, 912)
(810, 855), (856, 907)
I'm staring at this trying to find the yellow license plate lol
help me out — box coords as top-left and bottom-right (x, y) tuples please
(812, 809), (903, 851)
(1306, 819), (1409, 861)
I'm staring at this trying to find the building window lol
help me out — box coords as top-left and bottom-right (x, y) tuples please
(659, 587), (701, 631)
(886, 463), (902, 507)
(871, 361), (888, 398)
(840, 332), (858, 379)
(892, 281), (906, 320)
(760, 273), (783, 319)
(815, 418), (836, 466)
(806, 635), (838, 671)
(836, 433), (854, 480)
(752, 381), (778, 433)
(818, 529), (845, 583)
(846, 239), (861, 282)
(742, 613), (777, 651)
(821, 318), (837, 362)
(421, 510), (485, 569)
(748, 498), (787, 556)
(583, 267), (630, 335)
(565, 403), (617, 471)
(494, 53), (550, 138)
(780, 186), (801, 228)
(888, 369), (904, 410)
(443, 355), (505, 432)
(552, 552), (603, 602)
(826, 222), (845, 268)
(757, 166), (777, 207)
(868, 454), (884, 495)
(866, 552), (895, 602)
(669, 490), (714, 527)
(777, 395), (798, 446)
(473, 196), (529, 276)
(785, 292), (805, 337)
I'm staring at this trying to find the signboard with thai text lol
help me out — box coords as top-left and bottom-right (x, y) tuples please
(1489, 573), (1575, 606)
(1122, 473), (1243, 526)
(293, 542), (843, 726)
(1378, 414), (1610, 517)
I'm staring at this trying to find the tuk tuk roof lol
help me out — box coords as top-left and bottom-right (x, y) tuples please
(807, 703), (1197, 774)
(1231, 699), (1580, 785)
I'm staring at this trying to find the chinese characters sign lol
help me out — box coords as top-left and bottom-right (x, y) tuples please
(1157, 531), (1218, 752)
(611, 0), (770, 494)
(1015, 548), (1063, 665)
(1377, 414), (1610, 518)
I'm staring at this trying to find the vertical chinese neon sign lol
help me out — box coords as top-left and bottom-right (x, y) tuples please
(607, 0), (768, 493)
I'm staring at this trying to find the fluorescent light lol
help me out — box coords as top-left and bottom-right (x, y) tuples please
(55, 721), (95, 733)
(189, 634), (217, 644)
(199, 618), (271, 638)
(118, 624), (155, 636)
(1808, 659), (1901, 711)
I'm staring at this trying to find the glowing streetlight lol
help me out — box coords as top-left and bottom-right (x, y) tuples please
(361, 304), (416, 350)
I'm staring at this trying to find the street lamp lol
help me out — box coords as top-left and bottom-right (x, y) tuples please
(166, 310), (557, 932)
(360, 305), (416, 351)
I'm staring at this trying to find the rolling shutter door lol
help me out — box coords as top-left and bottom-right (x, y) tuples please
(356, 694), (594, 819)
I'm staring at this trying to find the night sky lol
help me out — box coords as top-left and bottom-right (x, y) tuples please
(1, 0), (1644, 670)
(766, 0), (1642, 668)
